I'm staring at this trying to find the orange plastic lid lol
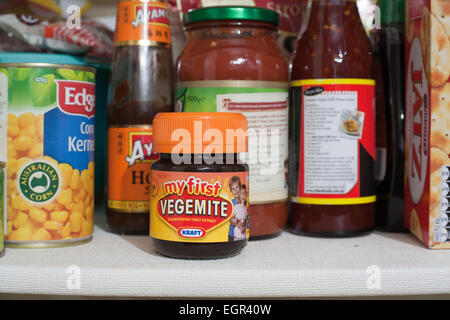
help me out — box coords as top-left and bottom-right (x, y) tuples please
(153, 112), (248, 154)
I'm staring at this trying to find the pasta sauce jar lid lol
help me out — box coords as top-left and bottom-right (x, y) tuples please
(153, 112), (248, 154)
(183, 6), (280, 26)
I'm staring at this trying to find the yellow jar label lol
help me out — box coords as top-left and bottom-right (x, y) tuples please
(150, 170), (249, 243)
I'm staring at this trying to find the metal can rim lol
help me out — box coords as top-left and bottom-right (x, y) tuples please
(0, 62), (96, 74)
(5, 235), (93, 249)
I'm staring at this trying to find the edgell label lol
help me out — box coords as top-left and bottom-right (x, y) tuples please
(3, 64), (96, 243)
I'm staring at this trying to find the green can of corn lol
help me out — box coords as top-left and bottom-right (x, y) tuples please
(0, 52), (95, 248)
(0, 162), (5, 256)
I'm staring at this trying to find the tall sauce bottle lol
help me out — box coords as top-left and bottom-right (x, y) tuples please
(107, 0), (173, 234)
(371, 0), (406, 232)
(289, 0), (376, 237)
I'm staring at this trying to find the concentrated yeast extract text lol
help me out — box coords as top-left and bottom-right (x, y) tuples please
(290, 79), (376, 205)
(1, 65), (95, 245)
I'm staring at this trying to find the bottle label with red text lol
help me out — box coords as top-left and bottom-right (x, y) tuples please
(114, 0), (171, 46)
(290, 79), (376, 205)
(108, 125), (158, 212)
(150, 171), (249, 243)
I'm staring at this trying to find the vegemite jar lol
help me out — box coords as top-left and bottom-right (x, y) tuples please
(150, 112), (249, 259)
(176, 6), (289, 239)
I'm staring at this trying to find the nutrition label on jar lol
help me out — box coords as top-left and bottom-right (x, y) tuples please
(216, 92), (289, 203)
(434, 166), (450, 242)
(176, 81), (289, 204)
(303, 90), (359, 194)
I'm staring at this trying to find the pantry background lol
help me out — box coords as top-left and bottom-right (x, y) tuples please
(1, 0), (450, 300)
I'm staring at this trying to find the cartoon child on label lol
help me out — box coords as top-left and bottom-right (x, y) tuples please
(228, 176), (248, 241)
(234, 184), (248, 241)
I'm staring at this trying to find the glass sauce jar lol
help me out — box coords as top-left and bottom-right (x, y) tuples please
(289, 0), (376, 237)
(150, 112), (249, 259)
(176, 6), (289, 239)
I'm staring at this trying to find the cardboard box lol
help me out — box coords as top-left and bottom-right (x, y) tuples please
(404, 0), (450, 248)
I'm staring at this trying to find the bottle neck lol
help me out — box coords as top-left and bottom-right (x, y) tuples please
(291, 0), (372, 79)
(305, 0), (362, 30)
(300, 0), (364, 47)
(310, 0), (361, 21)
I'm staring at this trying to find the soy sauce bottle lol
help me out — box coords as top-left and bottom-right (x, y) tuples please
(371, 0), (406, 232)
(106, 0), (174, 234)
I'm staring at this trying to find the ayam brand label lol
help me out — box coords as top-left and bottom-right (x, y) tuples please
(107, 127), (156, 212)
(132, 4), (169, 28)
(407, 38), (429, 204)
(157, 177), (232, 239)
(55, 80), (95, 119)
(126, 132), (158, 166)
(115, 1), (171, 45)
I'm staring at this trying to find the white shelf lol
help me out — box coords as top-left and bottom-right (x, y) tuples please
(0, 206), (449, 298)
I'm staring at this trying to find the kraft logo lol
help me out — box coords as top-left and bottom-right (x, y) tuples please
(56, 80), (95, 119)
(178, 228), (206, 239)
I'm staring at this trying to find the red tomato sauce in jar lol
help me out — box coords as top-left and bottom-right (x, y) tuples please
(288, 0), (376, 237)
(176, 6), (289, 239)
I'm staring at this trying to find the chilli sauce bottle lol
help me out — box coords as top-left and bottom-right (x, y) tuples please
(107, 0), (174, 234)
(371, 0), (406, 232)
(288, 0), (376, 237)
